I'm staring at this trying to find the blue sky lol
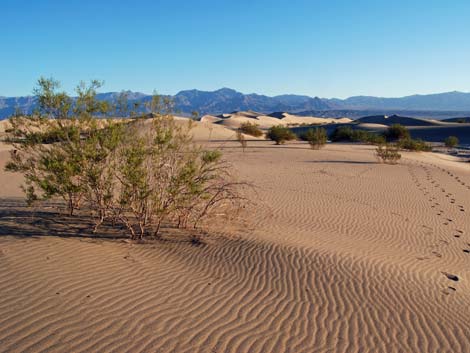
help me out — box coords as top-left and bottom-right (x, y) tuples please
(1, 0), (470, 98)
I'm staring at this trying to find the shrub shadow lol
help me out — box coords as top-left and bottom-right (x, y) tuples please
(0, 198), (211, 244)
(0, 198), (128, 240)
(304, 160), (376, 164)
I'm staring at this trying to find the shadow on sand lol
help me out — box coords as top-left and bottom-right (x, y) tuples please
(0, 198), (209, 245)
(303, 160), (377, 165)
(0, 198), (114, 239)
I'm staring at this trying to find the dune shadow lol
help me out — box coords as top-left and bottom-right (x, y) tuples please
(304, 160), (376, 164)
(219, 145), (314, 151)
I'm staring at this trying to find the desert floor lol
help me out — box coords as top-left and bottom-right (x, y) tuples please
(0, 140), (469, 353)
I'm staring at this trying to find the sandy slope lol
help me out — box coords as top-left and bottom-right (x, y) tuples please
(0, 138), (470, 352)
(355, 115), (445, 126)
(213, 111), (351, 130)
(216, 114), (283, 129)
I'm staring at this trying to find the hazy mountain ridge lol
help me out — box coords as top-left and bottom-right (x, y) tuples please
(2, 89), (470, 119)
(325, 91), (470, 111)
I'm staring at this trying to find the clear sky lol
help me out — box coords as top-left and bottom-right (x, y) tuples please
(2, 0), (470, 98)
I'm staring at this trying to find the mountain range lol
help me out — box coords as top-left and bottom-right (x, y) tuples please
(2, 88), (470, 119)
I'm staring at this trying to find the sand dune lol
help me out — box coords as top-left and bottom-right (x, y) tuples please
(1, 130), (470, 352)
(213, 111), (351, 130)
(0, 120), (11, 134)
(277, 113), (352, 125)
(214, 113), (281, 130)
(355, 114), (445, 126)
(355, 122), (470, 145)
(441, 117), (470, 123)
(199, 115), (222, 124)
(407, 125), (470, 145)
(291, 119), (470, 146)
(173, 117), (240, 141)
(220, 110), (262, 119)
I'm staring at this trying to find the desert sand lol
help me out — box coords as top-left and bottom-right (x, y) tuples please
(0, 119), (469, 353)
(201, 111), (352, 130)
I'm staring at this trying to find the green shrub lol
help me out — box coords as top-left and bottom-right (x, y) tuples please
(238, 121), (263, 137)
(353, 130), (385, 145)
(266, 125), (296, 145)
(300, 127), (327, 149)
(384, 124), (410, 141)
(398, 138), (432, 151)
(376, 144), (401, 164)
(329, 126), (384, 145)
(236, 129), (247, 152)
(330, 126), (354, 141)
(6, 77), (247, 241)
(444, 136), (459, 148)
(366, 134), (386, 145)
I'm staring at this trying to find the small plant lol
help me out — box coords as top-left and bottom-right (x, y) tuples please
(329, 126), (384, 145)
(236, 129), (247, 152)
(376, 144), (401, 164)
(364, 133), (386, 145)
(444, 136), (459, 148)
(5, 78), (107, 215)
(384, 124), (410, 141)
(238, 122), (263, 137)
(266, 125), (296, 145)
(300, 127), (327, 149)
(329, 126), (354, 142)
(191, 111), (199, 120)
(398, 138), (432, 152)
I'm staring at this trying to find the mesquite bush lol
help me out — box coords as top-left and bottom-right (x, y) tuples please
(5, 78), (247, 240)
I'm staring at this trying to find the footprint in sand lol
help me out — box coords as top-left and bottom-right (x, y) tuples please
(443, 286), (457, 294)
(442, 272), (459, 282)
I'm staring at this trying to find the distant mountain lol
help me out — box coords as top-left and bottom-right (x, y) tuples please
(0, 96), (37, 118)
(272, 94), (330, 110)
(325, 91), (470, 111)
(174, 88), (283, 114)
(96, 91), (149, 102)
(2, 89), (470, 119)
(174, 88), (330, 114)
